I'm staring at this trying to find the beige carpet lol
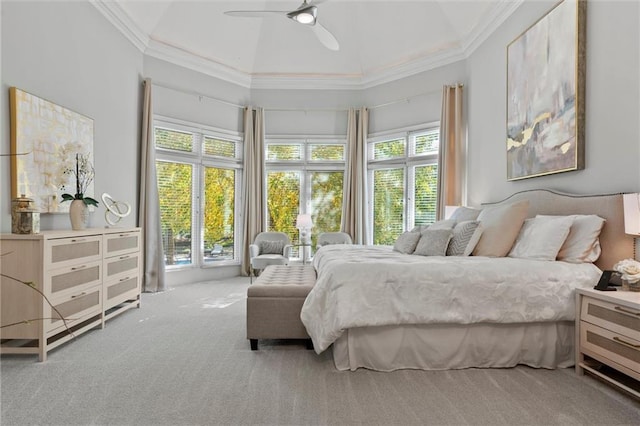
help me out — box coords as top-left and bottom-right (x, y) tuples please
(1, 278), (639, 426)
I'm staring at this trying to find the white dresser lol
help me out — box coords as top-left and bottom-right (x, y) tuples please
(0, 228), (142, 361)
(576, 288), (640, 397)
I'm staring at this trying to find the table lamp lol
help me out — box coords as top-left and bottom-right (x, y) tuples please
(296, 214), (313, 244)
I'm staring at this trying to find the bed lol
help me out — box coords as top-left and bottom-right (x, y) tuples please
(300, 189), (635, 371)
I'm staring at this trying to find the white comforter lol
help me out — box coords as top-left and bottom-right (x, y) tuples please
(300, 245), (601, 353)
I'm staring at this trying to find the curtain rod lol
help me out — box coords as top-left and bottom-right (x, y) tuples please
(369, 84), (462, 110)
(152, 81), (245, 110)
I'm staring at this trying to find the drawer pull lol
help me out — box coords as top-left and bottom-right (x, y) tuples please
(119, 276), (131, 282)
(70, 238), (86, 243)
(71, 265), (87, 271)
(119, 255), (130, 260)
(613, 336), (640, 349)
(614, 306), (640, 316)
(71, 292), (87, 299)
(119, 233), (130, 237)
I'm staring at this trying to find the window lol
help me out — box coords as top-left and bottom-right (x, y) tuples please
(368, 126), (439, 245)
(155, 120), (242, 268)
(265, 138), (345, 251)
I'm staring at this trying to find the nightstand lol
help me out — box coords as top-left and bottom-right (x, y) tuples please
(576, 288), (640, 397)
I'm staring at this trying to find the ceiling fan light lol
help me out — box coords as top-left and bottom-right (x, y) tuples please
(287, 3), (317, 25)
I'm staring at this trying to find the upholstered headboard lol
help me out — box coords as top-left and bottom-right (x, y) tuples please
(482, 189), (634, 270)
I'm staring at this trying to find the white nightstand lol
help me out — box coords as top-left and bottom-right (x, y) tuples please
(575, 287), (640, 397)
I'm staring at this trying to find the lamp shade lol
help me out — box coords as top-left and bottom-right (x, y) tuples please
(296, 214), (313, 229)
(623, 193), (640, 236)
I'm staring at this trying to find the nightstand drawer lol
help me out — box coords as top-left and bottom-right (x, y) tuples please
(581, 321), (640, 379)
(581, 296), (640, 342)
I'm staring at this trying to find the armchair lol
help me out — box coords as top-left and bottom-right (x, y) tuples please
(249, 232), (292, 283)
(316, 232), (353, 250)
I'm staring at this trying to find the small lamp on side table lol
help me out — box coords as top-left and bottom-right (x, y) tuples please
(623, 193), (640, 259)
(296, 214), (313, 263)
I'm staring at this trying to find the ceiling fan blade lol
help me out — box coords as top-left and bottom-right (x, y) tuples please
(224, 10), (286, 18)
(312, 21), (339, 51)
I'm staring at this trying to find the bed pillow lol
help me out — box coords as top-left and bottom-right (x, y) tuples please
(472, 200), (529, 257)
(446, 221), (482, 256)
(393, 232), (422, 254)
(409, 219), (455, 233)
(413, 229), (453, 257)
(450, 206), (482, 222)
(537, 214), (605, 263)
(508, 216), (573, 261)
(259, 240), (285, 255)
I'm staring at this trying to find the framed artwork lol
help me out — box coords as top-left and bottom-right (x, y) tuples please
(506, 0), (586, 181)
(10, 87), (94, 213)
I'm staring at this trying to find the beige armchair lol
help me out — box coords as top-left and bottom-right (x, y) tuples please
(249, 232), (292, 283)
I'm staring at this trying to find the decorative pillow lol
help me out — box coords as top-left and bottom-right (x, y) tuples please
(537, 214), (606, 263)
(259, 240), (285, 255)
(472, 200), (529, 257)
(450, 206), (482, 222)
(393, 232), (422, 254)
(446, 221), (482, 256)
(508, 216), (573, 261)
(413, 229), (453, 257)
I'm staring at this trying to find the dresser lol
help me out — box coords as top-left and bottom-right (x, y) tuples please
(576, 288), (640, 397)
(0, 228), (142, 361)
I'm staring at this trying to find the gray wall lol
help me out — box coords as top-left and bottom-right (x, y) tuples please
(466, 0), (640, 206)
(1, 1), (143, 232)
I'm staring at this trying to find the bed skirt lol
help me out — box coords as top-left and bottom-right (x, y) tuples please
(332, 321), (575, 372)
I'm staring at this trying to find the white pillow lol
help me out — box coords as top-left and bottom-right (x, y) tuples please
(446, 221), (482, 256)
(413, 229), (453, 257)
(537, 214), (605, 263)
(472, 200), (529, 257)
(393, 232), (421, 254)
(508, 216), (573, 261)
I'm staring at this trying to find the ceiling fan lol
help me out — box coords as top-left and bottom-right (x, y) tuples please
(224, 1), (340, 51)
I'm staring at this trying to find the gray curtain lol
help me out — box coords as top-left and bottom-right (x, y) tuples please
(341, 107), (369, 245)
(437, 84), (465, 220)
(138, 78), (166, 292)
(241, 107), (265, 276)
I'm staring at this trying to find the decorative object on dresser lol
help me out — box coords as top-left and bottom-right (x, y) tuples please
(60, 153), (99, 230)
(506, 0), (586, 180)
(0, 228), (142, 362)
(9, 87), (94, 213)
(11, 194), (40, 234)
(576, 288), (640, 398)
(101, 193), (132, 226)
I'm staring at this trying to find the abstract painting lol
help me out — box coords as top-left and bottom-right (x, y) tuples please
(10, 87), (94, 213)
(506, 0), (586, 180)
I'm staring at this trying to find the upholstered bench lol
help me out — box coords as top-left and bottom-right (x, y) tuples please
(246, 264), (316, 350)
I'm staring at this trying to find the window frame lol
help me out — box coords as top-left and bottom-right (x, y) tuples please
(154, 115), (243, 270)
(367, 123), (440, 243)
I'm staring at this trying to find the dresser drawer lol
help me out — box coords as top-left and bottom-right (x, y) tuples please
(104, 276), (140, 311)
(45, 235), (102, 270)
(104, 231), (141, 258)
(581, 296), (640, 342)
(46, 260), (102, 300)
(104, 252), (140, 282)
(581, 321), (640, 379)
(45, 285), (102, 335)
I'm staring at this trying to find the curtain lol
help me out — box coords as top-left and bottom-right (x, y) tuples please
(341, 107), (369, 244)
(138, 78), (166, 292)
(437, 85), (465, 220)
(241, 107), (265, 276)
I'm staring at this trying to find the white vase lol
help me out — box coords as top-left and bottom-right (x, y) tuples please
(69, 199), (89, 230)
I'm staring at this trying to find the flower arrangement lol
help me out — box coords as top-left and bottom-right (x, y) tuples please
(613, 258), (640, 284)
(60, 153), (99, 207)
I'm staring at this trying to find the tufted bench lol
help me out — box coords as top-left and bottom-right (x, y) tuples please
(246, 264), (316, 350)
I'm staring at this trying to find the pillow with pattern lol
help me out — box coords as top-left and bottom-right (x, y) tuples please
(259, 240), (285, 255)
(446, 221), (482, 256)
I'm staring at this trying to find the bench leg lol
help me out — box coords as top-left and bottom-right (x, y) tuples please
(306, 339), (314, 350)
(250, 339), (258, 351)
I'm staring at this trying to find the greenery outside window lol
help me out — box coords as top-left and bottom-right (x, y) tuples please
(155, 118), (242, 268)
(368, 126), (440, 245)
(265, 138), (346, 252)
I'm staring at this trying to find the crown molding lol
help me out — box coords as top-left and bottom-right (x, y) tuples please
(94, 0), (521, 91)
(90, 0), (148, 53)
